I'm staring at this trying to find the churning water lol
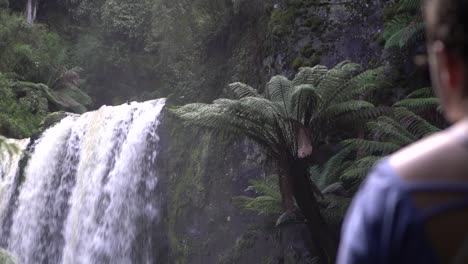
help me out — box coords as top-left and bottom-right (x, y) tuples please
(0, 99), (165, 264)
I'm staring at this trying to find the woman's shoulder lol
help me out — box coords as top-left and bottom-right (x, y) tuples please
(338, 158), (426, 263)
(389, 125), (468, 183)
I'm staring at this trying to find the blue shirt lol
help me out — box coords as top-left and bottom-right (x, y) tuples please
(337, 159), (458, 264)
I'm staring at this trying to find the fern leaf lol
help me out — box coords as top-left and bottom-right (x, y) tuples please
(394, 108), (440, 138)
(324, 100), (375, 118)
(397, 0), (422, 12)
(312, 147), (353, 189)
(289, 84), (322, 122)
(399, 22), (425, 48)
(228, 82), (261, 99)
(407, 87), (434, 98)
(343, 138), (400, 155)
(316, 61), (363, 107)
(266, 75), (293, 104)
(394, 97), (439, 113)
(293, 65), (329, 87)
(384, 14), (413, 41)
(368, 116), (416, 145)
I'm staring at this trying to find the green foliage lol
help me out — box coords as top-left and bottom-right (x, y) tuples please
(0, 74), (47, 138)
(233, 176), (282, 215)
(0, 10), (67, 84)
(171, 61), (389, 159)
(308, 82), (440, 187)
(383, 0), (424, 49)
(334, 108), (439, 185)
(0, 11), (92, 137)
(269, 6), (295, 36)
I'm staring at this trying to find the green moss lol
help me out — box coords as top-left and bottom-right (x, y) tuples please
(218, 230), (259, 264)
(303, 16), (321, 30)
(292, 57), (304, 70)
(269, 7), (295, 36)
(300, 46), (316, 58)
(166, 126), (214, 263)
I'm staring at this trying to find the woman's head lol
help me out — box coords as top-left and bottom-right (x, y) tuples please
(424, 0), (468, 122)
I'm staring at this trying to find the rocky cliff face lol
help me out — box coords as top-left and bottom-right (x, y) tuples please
(157, 115), (327, 264)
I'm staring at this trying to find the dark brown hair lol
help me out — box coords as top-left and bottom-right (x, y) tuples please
(425, 0), (468, 60)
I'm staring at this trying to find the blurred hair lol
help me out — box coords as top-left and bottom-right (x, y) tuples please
(425, 0), (468, 61)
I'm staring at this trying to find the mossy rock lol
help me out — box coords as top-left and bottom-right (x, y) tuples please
(52, 86), (92, 114)
(0, 248), (17, 264)
(40, 111), (69, 130)
(12, 81), (91, 114)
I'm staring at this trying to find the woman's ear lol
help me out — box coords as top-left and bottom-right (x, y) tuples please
(434, 41), (466, 95)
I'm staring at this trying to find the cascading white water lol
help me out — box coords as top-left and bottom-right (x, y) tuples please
(3, 99), (165, 264)
(0, 139), (29, 229)
(26, 0), (38, 24)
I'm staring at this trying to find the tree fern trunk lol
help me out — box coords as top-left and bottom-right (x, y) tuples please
(290, 159), (338, 264)
(278, 161), (296, 213)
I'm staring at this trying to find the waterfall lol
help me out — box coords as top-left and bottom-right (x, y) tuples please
(0, 138), (29, 239)
(1, 99), (165, 264)
(26, 0), (38, 24)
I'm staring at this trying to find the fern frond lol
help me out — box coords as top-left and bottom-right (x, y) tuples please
(399, 21), (425, 48)
(340, 166), (371, 183)
(354, 156), (382, 168)
(397, 0), (422, 12)
(266, 75), (293, 104)
(407, 87), (434, 98)
(234, 175), (282, 215)
(368, 116), (416, 145)
(246, 176), (282, 200)
(336, 106), (393, 125)
(289, 84), (322, 123)
(384, 14), (413, 41)
(316, 61), (363, 106)
(293, 65), (328, 87)
(333, 66), (389, 103)
(343, 138), (400, 155)
(324, 100), (375, 118)
(243, 196), (282, 215)
(312, 147), (353, 189)
(228, 82), (261, 99)
(394, 108), (440, 137)
(394, 97), (439, 113)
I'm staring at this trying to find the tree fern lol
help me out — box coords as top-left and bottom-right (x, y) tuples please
(172, 61), (391, 262)
(172, 61), (386, 159)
